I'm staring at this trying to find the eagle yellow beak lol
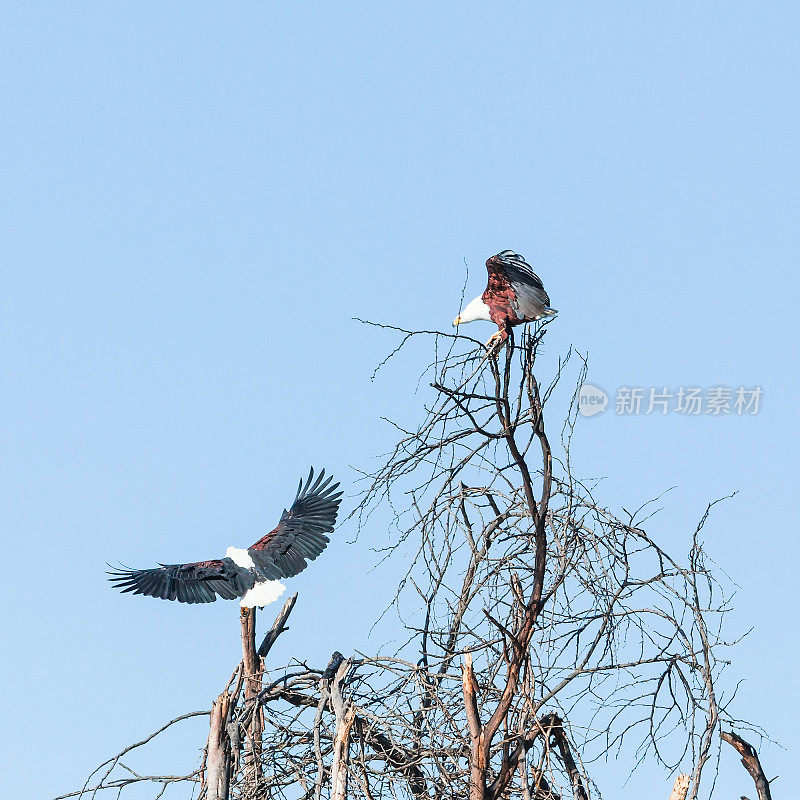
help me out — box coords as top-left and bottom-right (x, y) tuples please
(453, 315), (461, 327)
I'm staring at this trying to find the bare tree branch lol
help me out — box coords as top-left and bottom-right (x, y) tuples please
(721, 731), (773, 800)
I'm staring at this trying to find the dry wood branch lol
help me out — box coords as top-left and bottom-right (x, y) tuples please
(669, 774), (692, 800)
(240, 606), (263, 784)
(53, 711), (208, 799)
(545, 715), (588, 800)
(331, 706), (357, 800)
(462, 651), (485, 800)
(721, 731), (773, 800)
(258, 592), (298, 658)
(330, 656), (354, 800)
(205, 692), (232, 800)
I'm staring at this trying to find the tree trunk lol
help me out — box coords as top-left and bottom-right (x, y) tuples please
(240, 606), (263, 781)
(669, 774), (691, 800)
(462, 653), (487, 800)
(327, 658), (354, 800)
(205, 692), (232, 800)
(331, 706), (356, 800)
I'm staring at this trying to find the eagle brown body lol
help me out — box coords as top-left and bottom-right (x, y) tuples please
(454, 250), (557, 343)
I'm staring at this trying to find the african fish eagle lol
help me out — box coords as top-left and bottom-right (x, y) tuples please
(453, 250), (557, 345)
(108, 468), (342, 607)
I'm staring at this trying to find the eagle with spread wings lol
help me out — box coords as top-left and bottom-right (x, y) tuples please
(108, 468), (342, 607)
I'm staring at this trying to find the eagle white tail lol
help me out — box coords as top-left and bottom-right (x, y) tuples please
(240, 580), (286, 608)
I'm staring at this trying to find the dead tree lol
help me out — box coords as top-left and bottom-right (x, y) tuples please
(59, 325), (774, 800)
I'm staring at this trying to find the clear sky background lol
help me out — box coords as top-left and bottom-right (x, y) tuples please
(2, 3), (798, 798)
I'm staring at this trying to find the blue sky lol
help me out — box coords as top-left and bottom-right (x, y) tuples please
(1, 3), (798, 798)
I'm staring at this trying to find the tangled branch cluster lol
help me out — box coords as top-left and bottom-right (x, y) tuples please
(62, 327), (771, 800)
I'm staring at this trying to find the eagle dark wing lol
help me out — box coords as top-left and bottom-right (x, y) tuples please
(248, 468), (342, 580)
(108, 558), (256, 604)
(485, 251), (553, 322)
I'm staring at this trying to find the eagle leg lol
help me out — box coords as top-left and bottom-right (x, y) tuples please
(485, 329), (508, 348)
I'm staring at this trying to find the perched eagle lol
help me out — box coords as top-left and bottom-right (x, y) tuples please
(453, 250), (557, 344)
(108, 468), (342, 607)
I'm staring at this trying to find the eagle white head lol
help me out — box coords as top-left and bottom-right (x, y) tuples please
(453, 296), (492, 326)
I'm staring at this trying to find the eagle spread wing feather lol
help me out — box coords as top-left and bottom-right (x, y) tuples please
(107, 558), (255, 604)
(249, 468), (343, 579)
(108, 468), (342, 604)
